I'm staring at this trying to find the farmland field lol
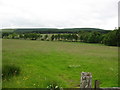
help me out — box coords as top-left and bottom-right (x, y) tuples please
(2, 39), (118, 88)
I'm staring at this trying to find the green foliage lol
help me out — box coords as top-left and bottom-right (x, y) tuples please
(2, 29), (118, 46)
(102, 30), (118, 46)
(78, 31), (90, 42)
(19, 34), (24, 38)
(28, 33), (40, 40)
(44, 34), (48, 40)
(21, 33), (41, 40)
(11, 33), (19, 39)
(87, 31), (101, 43)
(51, 35), (54, 41)
(2, 32), (10, 38)
(117, 28), (120, 46)
(2, 65), (21, 80)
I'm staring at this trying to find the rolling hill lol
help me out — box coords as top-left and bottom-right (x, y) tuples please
(2, 28), (111, 34)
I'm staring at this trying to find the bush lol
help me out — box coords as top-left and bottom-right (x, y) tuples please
(2, 65), (21, 80)
(102, 30), (118, 46)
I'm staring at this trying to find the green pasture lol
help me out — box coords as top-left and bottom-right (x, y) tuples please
(2, 39), (118, 88)
(2, 29), (15, 33)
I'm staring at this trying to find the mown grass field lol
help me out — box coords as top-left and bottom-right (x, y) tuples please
(2, 39), (118, 88)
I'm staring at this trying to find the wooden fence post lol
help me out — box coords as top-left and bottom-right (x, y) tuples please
(80, 72), (92, 88)
(94, 80), (100, 90)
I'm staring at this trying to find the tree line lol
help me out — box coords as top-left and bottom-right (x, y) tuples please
(2, 29), (120, 46)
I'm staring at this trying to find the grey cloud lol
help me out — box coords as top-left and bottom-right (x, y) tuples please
(0, 0), (119, 29)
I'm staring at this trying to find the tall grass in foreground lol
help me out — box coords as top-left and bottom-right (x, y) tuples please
(2, 65), (21, 80)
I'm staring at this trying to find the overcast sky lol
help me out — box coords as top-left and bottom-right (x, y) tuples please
(0, 0), (119, 30)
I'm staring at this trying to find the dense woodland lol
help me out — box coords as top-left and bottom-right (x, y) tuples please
(2, 28), (120, 46)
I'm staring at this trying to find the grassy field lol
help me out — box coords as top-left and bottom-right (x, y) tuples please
(2, 39), (118, 88)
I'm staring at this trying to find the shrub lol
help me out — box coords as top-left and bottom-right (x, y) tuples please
(102, 30), (118, 46)
(2, 65), (21, 80)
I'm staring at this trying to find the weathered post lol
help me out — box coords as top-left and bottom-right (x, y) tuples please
(94, 80), (100, 90)
(80, 72), (92, 88)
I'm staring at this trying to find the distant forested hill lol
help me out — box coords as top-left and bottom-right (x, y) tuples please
(2, 28), (111, 34)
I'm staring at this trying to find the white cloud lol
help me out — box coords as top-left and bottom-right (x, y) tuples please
(0, 0), (119, 30)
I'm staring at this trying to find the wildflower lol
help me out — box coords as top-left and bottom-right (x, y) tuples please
(15, 71), (17, 73)
(55, 86), (58, 88)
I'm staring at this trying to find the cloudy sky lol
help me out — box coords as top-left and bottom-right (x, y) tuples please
(0, 0), (119, 30)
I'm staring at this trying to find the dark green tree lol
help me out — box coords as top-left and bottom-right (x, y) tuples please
(44, 34), (48, 40)
(102, 30), (118, 46)
(25, 33), (39, 40)
(87, 31), (101, 43)
(51, 35), (54, 41)
(11, 33), (19, 39)
(2, 32), (10, 38)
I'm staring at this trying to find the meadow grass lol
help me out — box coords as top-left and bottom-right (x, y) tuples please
(2, 39), (118, 88)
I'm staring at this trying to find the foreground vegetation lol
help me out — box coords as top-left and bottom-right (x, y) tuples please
(2, 39), (118, 88)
